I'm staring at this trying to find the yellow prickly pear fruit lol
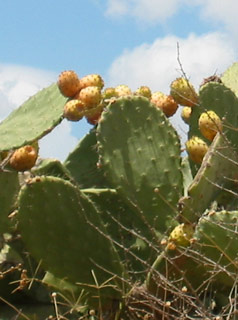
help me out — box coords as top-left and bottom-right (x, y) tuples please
(114, 85), (132, 97)
(57, 70), (81, 98)
(198, 110), (222, 141)
(134, 86), (152, 99)
(79, 74), (104, 90)
(168, 223), (194, 248)
(9, 145), (38, 171)
(63, 99), (86, 121)
(102, 87), (118, 99)
(151, 91), (178, 117)
(170, 77), (198, 107)
(181, 106), (192, 124)
(186, 136), (208, 164)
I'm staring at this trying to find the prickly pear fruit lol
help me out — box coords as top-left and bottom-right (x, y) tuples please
(198, 110), (222, 141)
(9, 145), (38, 171)
(151, 91), (178, 117)
(77, 86), (102, 108)
(186, 136), (208, 164)
(102, 87), (117, 99)
(86, 111), (102, 125)
(79, 74), (104, 90)
(181, 106), (192, 124)
(114, 84), (132, 97)
(85, 103), (104, 125)
(63, 99), (85, 121)
(57, 70), (81, 98)
(134, 86), (151, 99)
(170, 77), (198, 107)
(168, 223), (194, 248)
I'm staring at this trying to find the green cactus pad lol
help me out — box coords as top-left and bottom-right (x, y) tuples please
(194, 210), (238, 288)
(17, 176), (125, 298)
(64, 129), (110, 188)
(32, 158), (73, 181)
(0, 171), (20, 234)
(97, 96), (183, 233)
(180, 134), (238, 223)
(0, 84), (67, 151)
(84, 188), (156, 276)
(221, 62), (238, 96)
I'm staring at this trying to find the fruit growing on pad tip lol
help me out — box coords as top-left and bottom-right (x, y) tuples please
(151, 91), (178, 117)
(57, 70), (81, 98)
(170, 77), (198, 107)
(63, 99), (86, 121)
(186, 136), (208, 164)
(198, 110), (222, 141)
(9, 145), (38, 171)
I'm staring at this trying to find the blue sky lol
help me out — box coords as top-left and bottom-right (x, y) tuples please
(0, 0), (237, 160)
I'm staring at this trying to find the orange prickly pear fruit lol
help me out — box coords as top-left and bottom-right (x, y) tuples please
(57, 70), (81, 98)
(9, 145), (38, 171)
(79, 74), (104, 90)
(63, 99), (86, 121)
(151, 91), (178, 117)
(85, 102), (104, 125)
(77, 86), (102, 108)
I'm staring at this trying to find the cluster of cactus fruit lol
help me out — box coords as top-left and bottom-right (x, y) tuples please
(1, 62), (238, 319)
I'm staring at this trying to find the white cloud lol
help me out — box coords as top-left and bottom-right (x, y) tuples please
(0, 64), (56, 107)
(105, 0), (238, 42)
(0, 64), (79, 161)
(106, 32), (236, 144)
(105, 0), (129, 16)
(105, 0), (191, 23)
(195, 0), (238, 39)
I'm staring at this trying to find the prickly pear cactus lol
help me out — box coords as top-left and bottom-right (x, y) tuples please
(2, 61), (238, 319)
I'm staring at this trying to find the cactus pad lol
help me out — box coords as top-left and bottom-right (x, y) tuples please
(0, 171), (20, 234)
(97, 96), (183, 233)
(221, 62), (238, 96)
(17, 176), (125, 298)
(0, 84), (67, 151)
(64, 129), (111, 188)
